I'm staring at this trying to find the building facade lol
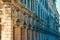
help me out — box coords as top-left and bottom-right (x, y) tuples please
(0, 0), (60, 40)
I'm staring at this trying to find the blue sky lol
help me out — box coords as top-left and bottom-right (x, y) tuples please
(56, 0), (60, 15)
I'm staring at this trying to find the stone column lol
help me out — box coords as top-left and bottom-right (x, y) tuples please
(1, 4), (13, 40)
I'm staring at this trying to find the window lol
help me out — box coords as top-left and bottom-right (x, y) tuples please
(27, 29), (30, 40)
(43, 10), (45, 21)
(35, 1), (38, 14)
(46, 39), (48, 40)
(31, 0), (34, 12)
(45, 0), (48, 10)
(23, 0), (26, 6)
(21, 28), (26, 40)
(13, 27), (15, 40)
(33, 20), (36, 30)
(20, 0), (23, 3)
(39, 5), (41, 19)
(0, 24), (1, 40)
(41, 0), (45, 5)
(41, 6), (42, 19)
(0, 18), (1, 22)
(30, 17), (33, 28)
(32, 31), (34, 40)
(38, 4), (40, 17)
(42, 8), (44, 19)
(27, 0), (30, 9)
(24, 14), (28, 28)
